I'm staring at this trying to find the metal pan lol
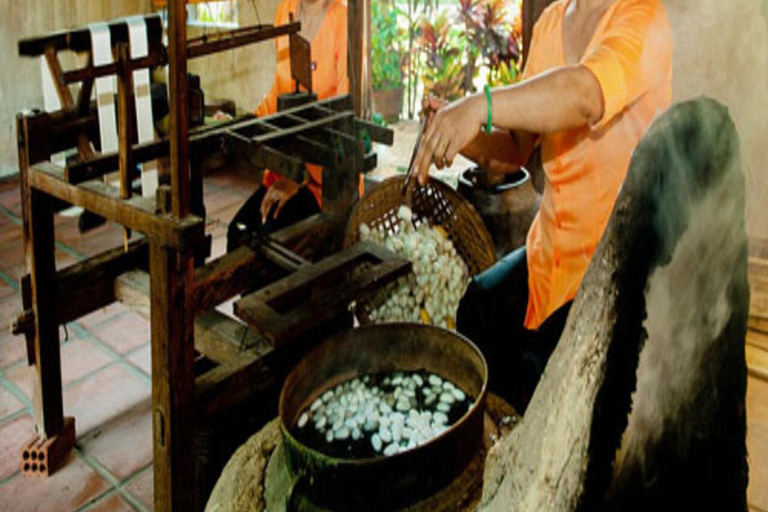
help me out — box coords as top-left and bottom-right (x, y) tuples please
(279, 323), (488, 511)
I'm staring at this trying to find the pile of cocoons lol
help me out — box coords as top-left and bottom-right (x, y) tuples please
(358, 205), (470, 329)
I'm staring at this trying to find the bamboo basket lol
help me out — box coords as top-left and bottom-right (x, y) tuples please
(344, 176), (496, 324)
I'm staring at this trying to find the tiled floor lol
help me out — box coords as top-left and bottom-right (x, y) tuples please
(0, 168), (766, 512)
(0, 171), (256, 512)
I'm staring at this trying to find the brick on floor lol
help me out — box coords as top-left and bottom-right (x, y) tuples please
(78, 398), (152, 481)
(62, 364), (150, 437)
(0, 453), (110, 512)
(5, 338), (115, 402)
(126, 344), (151, 376)
(125, 466), (153, 511)
(90, 312), (150, 355)
(0, 386), (24, 418)
(0, 414), (35, 480)
(84, 492), (136, 512)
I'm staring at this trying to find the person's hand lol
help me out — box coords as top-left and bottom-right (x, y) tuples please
(414, 93), (485, 185)
(260, 177), (300, 224)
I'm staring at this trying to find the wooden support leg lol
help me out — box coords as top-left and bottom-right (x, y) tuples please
(149, 242), (196, 512)
(21, 188), (75, 476)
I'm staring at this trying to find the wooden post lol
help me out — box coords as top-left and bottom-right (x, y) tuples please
(155, 2), (195, 510)
(168, 0), (190, 218)
(150, 242), (196, 512)
(27, 188), (66, 439)
(117, 43), (135, 247)
(348, 0), (367, 118)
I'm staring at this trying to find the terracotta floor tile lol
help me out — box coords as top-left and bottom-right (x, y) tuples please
(60, 222), (125, 260)
(204, 189), (244, 217)
(5, 340), (115, 402)
(63, 364), (150, 437)
(1, 295), (23, 331)
(55, 249), (82, 272)
(125, 466), (154, 511)
(0, 280), (15, 299)
(0, 183), (22, 219)
(79, 398), (152, 481)
(0, 330), (27, 369)
(208, 203), (242, 227)
(76, 303), (129, 330)
(0, 414), (35, 480)
(86, 492), (136, 512)
(0, 453), (110, 512)
(126, 344), (151, 376)
(90, 312), (150, 355)
(205, 170), (259, 191)
(0, 385), (25, 418)
(4, 364), (34, 402)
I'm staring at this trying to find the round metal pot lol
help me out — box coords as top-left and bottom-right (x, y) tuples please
(279, 324), (488, 511)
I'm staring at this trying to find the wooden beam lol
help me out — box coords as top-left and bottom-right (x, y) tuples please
(194, 318), (347, 419)
(234, 243), (410, 348)
(18, 15), (163, 57)
(59, 239), (148, 323)
(169, 0), (190, 219)
(186, 22), (300, 59)
(28, 163), (204, 251)
(115, 269), (268, 365)
(192, 214), (333, 312)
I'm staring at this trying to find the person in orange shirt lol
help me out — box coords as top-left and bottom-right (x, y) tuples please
(227, 0), (348, 251)
(413, 0), (672, 412)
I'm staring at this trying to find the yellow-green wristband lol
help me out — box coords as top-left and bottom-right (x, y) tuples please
(484, 84), (492, 134)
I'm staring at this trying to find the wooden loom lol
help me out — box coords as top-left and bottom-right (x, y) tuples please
(12, 2), (404, 511)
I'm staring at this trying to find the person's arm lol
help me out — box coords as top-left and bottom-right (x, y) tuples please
(415, 0), (668, 184)
(414, 65), (603, 184)
(459, 129), (538, 174)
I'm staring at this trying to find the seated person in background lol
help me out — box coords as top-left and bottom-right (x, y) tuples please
(413, 0), (672, 412)
(227, 0), (349, 251)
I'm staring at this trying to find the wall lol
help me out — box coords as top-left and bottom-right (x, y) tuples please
(0, 0), (151, 178)
(0, 0), (281, 180)
(187, 0), (282, 115)
(663, 0), (768, 242)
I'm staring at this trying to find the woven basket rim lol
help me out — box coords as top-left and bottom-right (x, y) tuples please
(344, 175), (497, 274)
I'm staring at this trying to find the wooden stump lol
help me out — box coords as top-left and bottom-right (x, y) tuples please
(478, 99), (750, 511)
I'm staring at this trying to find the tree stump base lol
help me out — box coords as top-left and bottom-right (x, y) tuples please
(206, 395), (518, 512)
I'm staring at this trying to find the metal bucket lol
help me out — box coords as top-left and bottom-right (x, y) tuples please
(279, 324), (488, 510)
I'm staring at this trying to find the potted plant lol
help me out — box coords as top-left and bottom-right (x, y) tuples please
(371, 0), (406, 122)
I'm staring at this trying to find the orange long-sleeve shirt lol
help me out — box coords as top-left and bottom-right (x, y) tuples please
(257, 0), (349, 206)
(522, 0), (672, 329)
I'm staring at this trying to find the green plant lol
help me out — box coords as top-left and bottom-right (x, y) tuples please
(372, 0), (406, 90)
(457, 0), (522, 87)
(419, 11), (468, 101)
